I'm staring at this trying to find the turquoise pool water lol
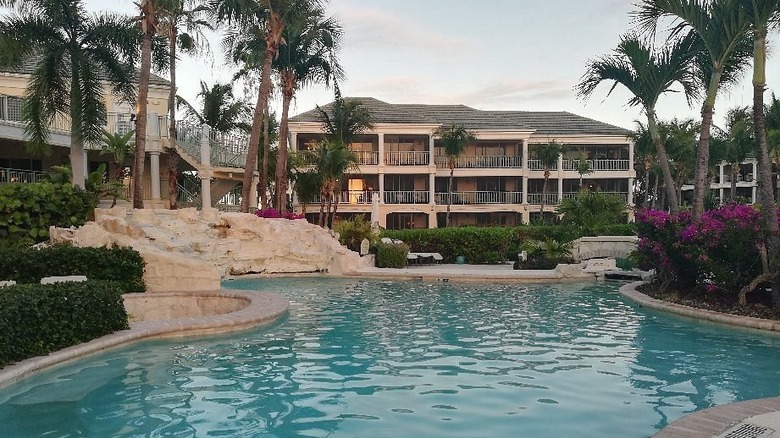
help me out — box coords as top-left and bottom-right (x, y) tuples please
(1, 278), (780, 437)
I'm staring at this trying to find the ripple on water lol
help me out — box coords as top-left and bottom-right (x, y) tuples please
(2, 279), (780, 438)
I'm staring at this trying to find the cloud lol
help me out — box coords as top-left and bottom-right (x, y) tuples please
(334, 6), (473, 55)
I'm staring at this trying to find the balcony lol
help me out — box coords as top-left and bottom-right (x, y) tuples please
(384, 190), (430, 204)
(562, 191), (629, 202)
(526, 193), (560, 205)
(435, 191), (522, 205)
(527, 160), (557, 171)
(354, 150), (379, 166)
(311, 190), (377, 205)
(0, 167), (48, 183)
(562, 159), (630, 172)
(434, 155), (523, 169)
(385, 151), (429, 166)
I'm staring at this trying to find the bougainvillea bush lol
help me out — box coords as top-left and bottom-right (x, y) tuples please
(635, 204), (766, 300)
(254, 208), (305, 220)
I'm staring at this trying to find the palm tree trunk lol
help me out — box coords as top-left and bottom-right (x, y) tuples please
(731, 166), (738, 201)
(693, 71), (722, 219)
(647, 110), (679, 214)
(241, 41), (276, 212)
(318, 190), (326, 227)
(276, 84), (293, 211)
(69, 70), (86, 190)
(167, 29), (179, 210)
(643, 162), (651, 207)
(446, 165), (454, 227)
(652, 172), (659, 209)
(752, 28), (780, 307)
(325, 192), (333, 228)
(133, 26), (153, 210)
(261, 108), (270, 210)
(332, 186), (340, 228)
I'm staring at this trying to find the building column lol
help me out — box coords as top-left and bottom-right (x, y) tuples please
(627, 177), (635, 207)
(428, 133), (435, 166)
(379, 173), (385, 203)
(250, 176), (259, 209)
(200, 125), (211, 209)
(378, 133), (385, 166)
(150, 151), (161, 200)
(429, 172), (437, 228)
(521, 140), (529, 205)
(557, 175), (564, 206)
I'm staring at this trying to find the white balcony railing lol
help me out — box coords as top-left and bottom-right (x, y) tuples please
(385, 151), (429, 166)
(434, 155), (523, 169)
(434, 191), (523, 205)
(526, 193), (560, 205)
(562, 159), (630, 171)
(0, 167), (48, 183)
(311, 190), (377, 205)
(384, 190), (430, 204)
(527, 160), (558, 171)
(354, 150), (379, 165)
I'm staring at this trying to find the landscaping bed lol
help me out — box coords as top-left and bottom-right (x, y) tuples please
(637, 282), (780, 321)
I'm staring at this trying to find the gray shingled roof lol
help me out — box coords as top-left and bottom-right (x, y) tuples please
(290, 97), (630, 136)
(0, 57), (171, 87)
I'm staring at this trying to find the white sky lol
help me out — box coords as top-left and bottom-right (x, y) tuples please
(74, 1), (780, 129)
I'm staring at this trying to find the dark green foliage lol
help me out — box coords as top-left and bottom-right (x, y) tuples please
(0, 280), (129, 367)
(514, 239), (574, 270)
(382, 224), (635, 264)
(334, 215), (374, 252)
(0, 244), (145, 292)
(556, 191), (627, 236)
(0, 182), (93, 245)
(375, 242), (409, 268)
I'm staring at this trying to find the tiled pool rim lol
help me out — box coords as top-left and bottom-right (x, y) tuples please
(0, 289), (289, 391)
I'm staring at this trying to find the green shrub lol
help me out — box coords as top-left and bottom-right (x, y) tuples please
(0, 182), (93, 245)
(0, 243), (145, 292)
(375, 242), (409, 268)
(334, 214), (375, 252)
(0, 280), (129, 367)
(556, 191), (627, 236)
(514, 239), (574, 270)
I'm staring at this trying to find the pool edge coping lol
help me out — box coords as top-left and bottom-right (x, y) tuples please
(619, 281), (780, 437)
(0, 289), (289, 391)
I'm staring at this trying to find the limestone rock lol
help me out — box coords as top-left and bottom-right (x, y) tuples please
(49, 209), (362, 291)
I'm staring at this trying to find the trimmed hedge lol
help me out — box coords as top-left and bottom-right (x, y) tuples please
(0, 182), (93, 245)
(383, 223), (636, 264)
(0, 280), (129, 367)
(0, 244), (145, 292)
(376, 242), (409, 268)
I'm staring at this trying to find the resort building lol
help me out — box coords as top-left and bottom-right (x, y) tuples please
(288, 98), (635, 228)
(0, 62), (248, 209)
(680, 159), (759, 205)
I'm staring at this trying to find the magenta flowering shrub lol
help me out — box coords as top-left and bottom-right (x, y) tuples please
(635, 204), (765, 297)
(254, 208), (305, 220)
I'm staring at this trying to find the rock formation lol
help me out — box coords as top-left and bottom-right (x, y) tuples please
(49, 207), (365, 291)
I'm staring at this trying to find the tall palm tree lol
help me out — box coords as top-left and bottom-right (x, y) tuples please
(274, 6), (343, 211)
(632, 121), (659, 207)
(577, 33), (697, 214)
(157, 0), (211, 209)
(313, 90), (372, 227)
(214, 0), (317, 212)
(534, 140), (564, 221)
(0, 0), (137, 189)
(179, 81), (251, 133)
(131, 0), (160, 209)
(434, 124), (476, 227)
(664, 118), (699, 206)
(718, 106), (755, 201)
(99, 129), (135, 206)
(738, 0), (780, 306)
(635, 0), (753, 218)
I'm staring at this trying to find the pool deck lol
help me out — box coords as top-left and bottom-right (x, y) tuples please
(4, 266), (780, 437)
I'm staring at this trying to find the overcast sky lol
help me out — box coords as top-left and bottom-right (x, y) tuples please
(77, 1), (780, 130)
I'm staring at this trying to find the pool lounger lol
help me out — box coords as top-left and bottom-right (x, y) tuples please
(407, 252), (443, 265)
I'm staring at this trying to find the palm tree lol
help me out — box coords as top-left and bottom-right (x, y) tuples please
(99, 129), (135, 206)
(434, 124), (476, 227)
(534, 140), (564, 221)
(719, 106), (755, 201)
(577, 33), (697, 214)
(0, 0), (137, 189)
(157, 0), (211, 209)
(635, 0), (753, 218)
(574, 149), (593, 189)
(274, 6), (343, 211)
(312, 90), (372, 227)
(632, 121), (659, 207)
(179, 81), (251, 133)
(131, 0), (161, 209)
(214, 0), (315, 213)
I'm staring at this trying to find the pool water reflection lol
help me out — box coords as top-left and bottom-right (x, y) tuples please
(1, 278), (779, 437)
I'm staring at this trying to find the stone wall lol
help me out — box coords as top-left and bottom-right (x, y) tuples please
(50, 207), (365, 291)
(570, 236), (638, 262)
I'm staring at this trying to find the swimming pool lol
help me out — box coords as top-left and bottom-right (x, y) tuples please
(1, 278), (779, 437)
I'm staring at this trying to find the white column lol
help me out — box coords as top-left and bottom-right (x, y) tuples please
(378, 133), (385, 166)
(82, 149), (89, 180)
(428, 134), (435, 166)
(521, 140), (528, 205)
(429, 172), (436, 207)
(148, 112), (159, 140)
(379, 173), (385, 204)
(200, 125), (211, 209)
(558, 175), (564, 205)
(250, 176), (259, 209)
(149, 151), (161, 200)
(627, 178), (635, 207)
